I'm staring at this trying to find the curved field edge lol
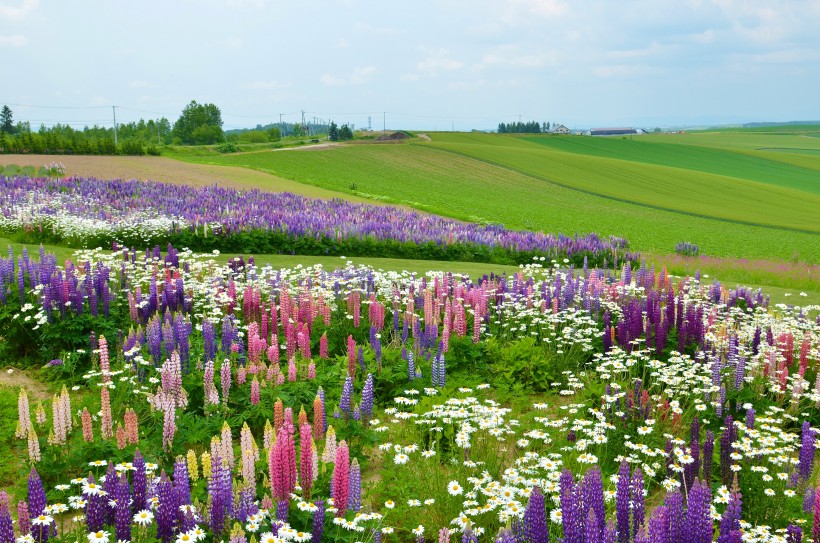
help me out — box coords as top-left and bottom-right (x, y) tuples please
(426, 136), (820, 233)
(169, 143), (820, 264)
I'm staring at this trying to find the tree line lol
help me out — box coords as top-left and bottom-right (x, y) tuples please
(497, 121), (558, 134)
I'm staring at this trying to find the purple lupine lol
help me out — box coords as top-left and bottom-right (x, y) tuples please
(720, 415), (735, 484)
(582, 468), (605, 539)
(311, 500), (325, 543)
(703, 430), (714, 485)
(560, 469), (580, 543)
(155, 472), (175, 543)
(523, 486), (548, 543)
(804, 486), (815, 513)
(203, 319), (216, 362)
(745, 408), (755, 430)
(787, 524), (802, 543)
(340, 376), (353, 417)
(685, 480), (712, 543)
(495, 528), (516, 543)
(0, 493), (14, 543)
(114, 474), (131, 543)
(102, 462), (118, 526)
(17, 501), (30, 537)
(603, 521), (617, 543)
(85, 475), (106, 533)
(631, 468), (644, 539)
(665, 489), (684, 543)
(209, 456), (227, 535)
(132, 450), (147, 513)
(462, 526), (478, 543)
(615, 462), (631, 543)
(277, 500), (288, 523)
(717, 480), (742, 543)
(360, 374), (374, 420)
(647, 505), (667, 543)
(348, 459), (362, 512)
(798, 421), (816, 482)
(173, 456), (191, 509)
(27, 468), (46, 518)
(585, 510), (601, 543)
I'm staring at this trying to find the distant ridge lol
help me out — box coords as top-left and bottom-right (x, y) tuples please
(742, 120), (820, 128)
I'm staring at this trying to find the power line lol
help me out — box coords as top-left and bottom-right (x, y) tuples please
(3, 102), (111, 110)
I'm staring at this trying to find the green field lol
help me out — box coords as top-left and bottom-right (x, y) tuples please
(172, 133), (820, 265)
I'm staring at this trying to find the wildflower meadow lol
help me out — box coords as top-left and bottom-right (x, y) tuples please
(1, 174), (820, 543)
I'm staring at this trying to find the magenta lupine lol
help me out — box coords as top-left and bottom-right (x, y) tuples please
(347, 335), (356, 378)
(300, 424), (314, 498)
(288, 357), (297, 382)
(332, 440), (350, 517)
(270, 432), (296, 502)
(308, 361), (316, 380)
(319, 333), (328, 359)
(812, 485), (820, 543)
(17, 501), (30, 537)
(251, 377), (260, 405)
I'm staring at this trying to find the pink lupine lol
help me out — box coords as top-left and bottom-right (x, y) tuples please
(60, 385), (72, 434)
(319, 333), (328, 359)
(300, 424), (313, 498)
(251, 378), (261, 405)
(81, 407), (93, 442)
(332, 440), (350, 516)
(276, 373), (284, 386)
(283, 408), (294, 435)
(322, 302), (331, 326)
(288, 358), (297, 382)
(473, 309), (481, 344)
(285, 323), (297, 360)
(204, 360), (219, 406)
(51, 394), (66, 445)
(162, 398), (175, 451)
(274, 399), (284, 431)
(116, 424), (126, 449)
(221, 422), (234, 468)
(221, 359), (231, 406)
(267, 338), (280, 366)
(237, 366), (247, 385)
(347, 335), (357, 379)
(307, 361), (316, 380)
(17, 388), (30, 438)
(351, 291), (361, 327)
(27, 427), (41, 463)
(101, 387), (113, 439)
(124, 408), (139, 444)
(99, 335), (111, 385)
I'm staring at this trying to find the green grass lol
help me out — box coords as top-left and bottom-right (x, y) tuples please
(169, 137), (820, 264)
(520, 134), (820, 194)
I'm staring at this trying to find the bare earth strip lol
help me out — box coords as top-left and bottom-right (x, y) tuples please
(0, 154), (364, 201)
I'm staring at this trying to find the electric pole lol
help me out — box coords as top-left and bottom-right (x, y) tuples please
(112, 106), (118, 146)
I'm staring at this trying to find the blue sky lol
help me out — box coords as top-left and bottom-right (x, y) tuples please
(2, 0), (819, 131)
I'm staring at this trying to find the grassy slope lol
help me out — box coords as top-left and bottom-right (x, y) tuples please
(520, 134), (820, 194)
(428, 133), (820, 233)
(174, 140), (820, 263)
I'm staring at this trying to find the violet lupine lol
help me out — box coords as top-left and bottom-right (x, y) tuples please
(155, 472), (176, 543)
(804, 486), (815, 513)
(787, 524), (802, 543)
(340, 376), (353, 418)
(332, 440), (350, 517)
(85, 475), (106, 533)
(311, 500), (325, 543)
(114, 474), (131, 543)
(585, 510), (601, 543)
(798, 421), (815, 482)
(615, 462), (631, 543)
(560, 469), (581, 543)
(582, 468), (606, 539)
(277, 500), (288, 523)
(703, 430), (714, 485)
(0, 493), (13, 543)
(361, 373), (374, 421)
(685, 480), (712, 543)
(631, 468), (644, 540)
(717, 478), (742, 543)
(523, 486), (548, 543)
(647, 505), (667, 543)
(27, 468), (46, 518)
(348, 458), (362, 512)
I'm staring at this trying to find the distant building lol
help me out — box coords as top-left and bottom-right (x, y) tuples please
(586, 127), (638, 136)
(551, 124), (571, 134)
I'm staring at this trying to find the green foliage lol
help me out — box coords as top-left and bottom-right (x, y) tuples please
(328, 121), (339, 141)
(339, 124), (353, 141)
(1, 105), (14, 135)
(172, 100), (224, 145)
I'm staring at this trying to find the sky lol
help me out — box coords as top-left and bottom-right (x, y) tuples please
(1, 0), (819, 131)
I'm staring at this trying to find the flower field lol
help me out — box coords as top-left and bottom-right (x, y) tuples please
(0, 176), (635, 268)
(1, 230), (819, 543)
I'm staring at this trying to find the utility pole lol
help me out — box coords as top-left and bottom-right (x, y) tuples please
(112, 106), (118, 146)
(157, 120), (161, 144)
(279, 113), (284, 136)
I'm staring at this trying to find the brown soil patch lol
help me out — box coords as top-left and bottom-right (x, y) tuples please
(0, 368), (51, 400)
(0, 154), (358, 201)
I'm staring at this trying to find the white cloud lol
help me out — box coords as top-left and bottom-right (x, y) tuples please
(0, 34), (27, 46)
(417, 49), (464, 74)
(0, 0), (38, 20)
(320, 66), (376, 86)
(129, 80), (156, 89)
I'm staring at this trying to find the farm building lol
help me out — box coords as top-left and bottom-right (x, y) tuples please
(551, 124), (572, 134)
(586, 127), (639, 136)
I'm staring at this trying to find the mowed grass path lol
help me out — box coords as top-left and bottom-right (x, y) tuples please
(178, 139), (820, 263)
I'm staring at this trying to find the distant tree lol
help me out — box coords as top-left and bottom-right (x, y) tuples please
(1, 106), (14, 134)
(292, 123), (307, 138)
(339, 124), (353, 140)
(653, 127), (662, 133)
(268, 127), (281, 141)
(328, 121), (339, 141)
(172, 100), (224, 144)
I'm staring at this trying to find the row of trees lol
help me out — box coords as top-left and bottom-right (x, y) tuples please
(327, 121), (353, 141)
(497, 121), (557, 134)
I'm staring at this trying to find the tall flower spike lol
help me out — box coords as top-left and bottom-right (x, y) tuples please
(332, 440), (350, 517)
